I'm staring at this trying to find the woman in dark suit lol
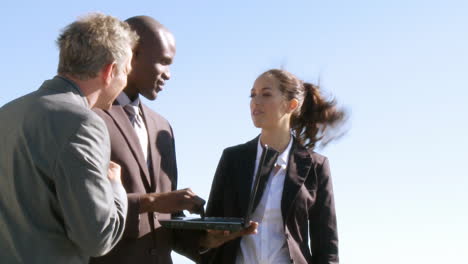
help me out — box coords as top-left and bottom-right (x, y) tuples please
(203, 69), (346, 264)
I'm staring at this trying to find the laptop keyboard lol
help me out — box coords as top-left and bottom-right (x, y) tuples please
(186, 217), (243, 222)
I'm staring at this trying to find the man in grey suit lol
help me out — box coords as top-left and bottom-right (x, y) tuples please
(0, 13), (139, 264)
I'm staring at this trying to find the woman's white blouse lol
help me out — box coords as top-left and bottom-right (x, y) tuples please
(236, 137), (293, 264)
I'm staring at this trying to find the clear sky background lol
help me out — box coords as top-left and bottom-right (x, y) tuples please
(1, 1), (467, 263)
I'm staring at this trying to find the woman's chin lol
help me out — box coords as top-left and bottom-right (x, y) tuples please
(251, 120), (262, 128)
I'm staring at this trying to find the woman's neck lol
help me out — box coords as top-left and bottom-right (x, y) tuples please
(260, 127), (291, 153)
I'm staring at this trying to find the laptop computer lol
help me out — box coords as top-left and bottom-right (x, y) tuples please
(159, 144), (279, 232)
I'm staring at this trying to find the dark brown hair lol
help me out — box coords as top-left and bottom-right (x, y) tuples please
(262, 69), (347, 149)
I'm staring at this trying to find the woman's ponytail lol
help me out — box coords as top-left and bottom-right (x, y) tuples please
(261, 69), (347, 150)
(291, 82), (347, 149)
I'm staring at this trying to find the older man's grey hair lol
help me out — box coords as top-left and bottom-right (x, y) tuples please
(57, 13), (139, 80)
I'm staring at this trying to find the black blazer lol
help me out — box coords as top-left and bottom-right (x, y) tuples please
(203, 136), (339, 264)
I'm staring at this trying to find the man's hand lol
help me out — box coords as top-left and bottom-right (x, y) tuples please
(107, 161), (122, 184)
(140, 188), (205, 214)
(199, 221), (258, 249)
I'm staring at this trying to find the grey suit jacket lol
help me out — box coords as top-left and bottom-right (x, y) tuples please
(0, 76), (128, 264)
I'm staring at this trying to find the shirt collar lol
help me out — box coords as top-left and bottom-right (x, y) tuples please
(256, 135), (293, 169)
(116, 92), (140, 107)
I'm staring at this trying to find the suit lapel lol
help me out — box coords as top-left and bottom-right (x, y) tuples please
(237, 137), (258, 217)
(141, 104), (159, 192)
(106, 105), (152, 189)
(281, 139), (312, 222)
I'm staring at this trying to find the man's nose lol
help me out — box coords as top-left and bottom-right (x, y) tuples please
(162, 67), (171, 80)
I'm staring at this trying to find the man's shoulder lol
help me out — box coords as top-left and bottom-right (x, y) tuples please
(92, 107), (111, 123)
(46, 97), (100, 126)
(141, 103), (171, 126)
(47, 105), (107, 146)
(8, 86), (100, 131)
(34, 78), (96, 125)
(2, 86), (106, 153)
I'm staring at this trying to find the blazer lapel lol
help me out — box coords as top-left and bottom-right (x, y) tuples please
(141, 104), (160, 192)
(237, 137), (258, 217)
(106, 105), (152, 189)
(281, 139), (312, 222)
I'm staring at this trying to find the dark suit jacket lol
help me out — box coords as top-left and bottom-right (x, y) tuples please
(90, 103), (200, 264)
(203, 137), (339, 264)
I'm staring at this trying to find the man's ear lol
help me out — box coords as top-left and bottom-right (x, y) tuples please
(101, 62), (117, 86)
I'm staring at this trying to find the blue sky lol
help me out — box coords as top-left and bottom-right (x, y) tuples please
(1, 1), (467, 263)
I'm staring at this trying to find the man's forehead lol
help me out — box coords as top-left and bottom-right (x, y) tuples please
(158, 30), (176, 50)
(140, 29), (174, 47)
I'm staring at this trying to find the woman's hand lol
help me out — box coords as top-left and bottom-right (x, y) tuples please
(200, 221), (258, 249)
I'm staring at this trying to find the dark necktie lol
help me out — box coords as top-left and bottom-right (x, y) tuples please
(123, 104), (148, 161)
(251, 146), (279, 212)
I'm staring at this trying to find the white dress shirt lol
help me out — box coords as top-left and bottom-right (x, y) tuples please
(116, 92), (149, 162)
(236, 137), (293, 264)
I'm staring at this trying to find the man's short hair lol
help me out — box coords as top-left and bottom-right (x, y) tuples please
(57, 13), (139, 80)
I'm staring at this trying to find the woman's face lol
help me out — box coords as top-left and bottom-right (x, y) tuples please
(250, 74), (292, 130)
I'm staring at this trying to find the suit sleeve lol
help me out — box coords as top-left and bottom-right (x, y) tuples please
(123, 193), (141, 238)
(94, 108), (141, 239)
(309, 158), (339, 264)
(53, 115), (128, 257)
